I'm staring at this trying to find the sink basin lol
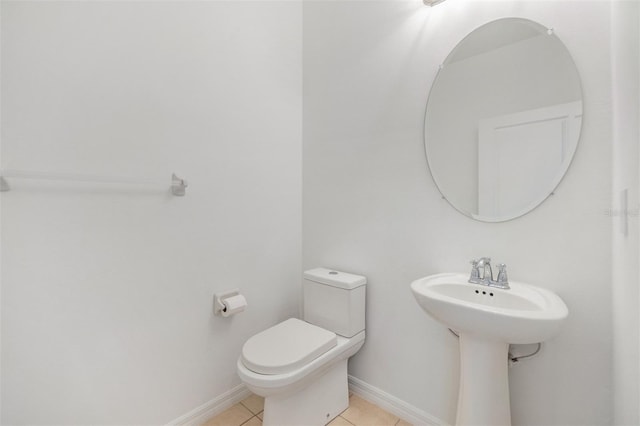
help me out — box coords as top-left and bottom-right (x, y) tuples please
(411, 272), (568, 343)
(411, 272), (569, 426)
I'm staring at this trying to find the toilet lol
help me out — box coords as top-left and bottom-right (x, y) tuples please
(236, 267), (366, 426)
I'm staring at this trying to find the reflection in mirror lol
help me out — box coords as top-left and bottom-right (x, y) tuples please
(424, 18), (583, 222)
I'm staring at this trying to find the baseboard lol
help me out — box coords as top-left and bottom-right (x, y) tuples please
(168, 384), (252, 426)
(169, 376), (446, 426)
(348, 375), (449, 426)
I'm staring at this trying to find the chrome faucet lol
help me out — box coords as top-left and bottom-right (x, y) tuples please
(469, 257), (510, 289)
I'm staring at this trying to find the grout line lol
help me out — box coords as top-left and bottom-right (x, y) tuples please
(239, 397), (264, 417)
(239, 401), (251, 414)
(239, 414), (258, 426)
(338, 415), (356, 425)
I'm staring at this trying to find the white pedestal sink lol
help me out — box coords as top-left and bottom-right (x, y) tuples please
(411, 273), (568, 426)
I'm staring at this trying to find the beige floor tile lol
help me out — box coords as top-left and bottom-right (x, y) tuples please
(240, 394), (265, 415)
(396, 419), (413, 426)
(257, 411), (263, 420)
(203, 403), (254, 426)
(328, 415), (355, 426)
(341, 395), (399, 426)
(241, 417), (262, 426)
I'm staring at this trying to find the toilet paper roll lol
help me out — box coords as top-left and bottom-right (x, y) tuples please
(221, 294), (247, 317)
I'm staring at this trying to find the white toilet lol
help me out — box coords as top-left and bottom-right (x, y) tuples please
(236, 267), (366, 426)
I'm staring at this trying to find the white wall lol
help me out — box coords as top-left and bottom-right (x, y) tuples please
(1, 1), (301, 424)
(303, 1), (612, 425)
(611, 1), (640, 425)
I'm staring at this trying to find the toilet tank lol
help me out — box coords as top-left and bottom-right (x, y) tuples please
(303, 268), (366, 338)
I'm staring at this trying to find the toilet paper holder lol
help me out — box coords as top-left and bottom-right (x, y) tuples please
(214, 289), (242, 316)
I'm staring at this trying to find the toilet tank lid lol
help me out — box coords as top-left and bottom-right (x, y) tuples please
(303, 268), (367, 290)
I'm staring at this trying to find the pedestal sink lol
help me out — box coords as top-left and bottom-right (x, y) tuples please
(411, 273), (568, 426)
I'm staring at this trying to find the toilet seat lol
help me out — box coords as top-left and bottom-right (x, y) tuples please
(237, 330), (365, 394)
(241, 318), (337, 375)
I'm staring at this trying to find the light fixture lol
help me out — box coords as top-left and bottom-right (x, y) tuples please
(423, 0), (447, 6)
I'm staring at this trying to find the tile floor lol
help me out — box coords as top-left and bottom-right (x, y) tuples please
(203, 393), (413, 426)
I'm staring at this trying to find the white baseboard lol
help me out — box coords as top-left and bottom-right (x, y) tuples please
(348, 375), (449, 426)
(169, 376), (446, 426)
(168, 384), (252, 426)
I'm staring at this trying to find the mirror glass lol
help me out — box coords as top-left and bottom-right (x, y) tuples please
(424, 18), (583, 222)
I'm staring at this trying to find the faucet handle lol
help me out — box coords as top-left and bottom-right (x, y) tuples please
(496, 263), (508, 284)
(469, 259), (480, 281)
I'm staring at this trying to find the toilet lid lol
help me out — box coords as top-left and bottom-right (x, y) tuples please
(241, 318), (337, 375)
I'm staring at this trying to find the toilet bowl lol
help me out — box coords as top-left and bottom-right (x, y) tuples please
(237, 268), (366, 426)
(237, 320), (366, 396)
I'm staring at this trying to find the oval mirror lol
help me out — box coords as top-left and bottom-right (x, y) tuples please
(424, 18), (583, 222)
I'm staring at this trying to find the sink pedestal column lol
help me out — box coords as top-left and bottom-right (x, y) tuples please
(456, 333), (511, 426)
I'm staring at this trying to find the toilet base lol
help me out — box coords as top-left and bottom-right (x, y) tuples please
(262, 359), (348, 426)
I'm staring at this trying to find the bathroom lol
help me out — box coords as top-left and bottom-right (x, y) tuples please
(0, 0), (637, 425)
